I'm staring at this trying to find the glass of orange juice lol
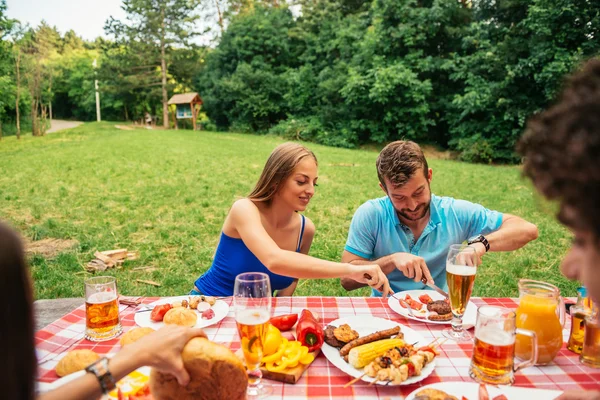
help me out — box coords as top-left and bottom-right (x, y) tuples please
(515, 279), (565, 365)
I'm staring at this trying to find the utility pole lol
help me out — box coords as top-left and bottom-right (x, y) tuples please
(92, 59), (101, 122)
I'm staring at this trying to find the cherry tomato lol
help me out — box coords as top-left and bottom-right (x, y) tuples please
(150, 304), (172, 322)
(406, 362), (416, 377)
(270, 314), (299, 331)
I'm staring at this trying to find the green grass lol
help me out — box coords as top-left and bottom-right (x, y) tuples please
(0, 122), (579, 299)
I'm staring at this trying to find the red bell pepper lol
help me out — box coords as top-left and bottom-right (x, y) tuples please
(296, 309), (324, 352)
(270, 313), (298, 331)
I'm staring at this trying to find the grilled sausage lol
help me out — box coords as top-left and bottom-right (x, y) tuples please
(428, 312), (453, 321)
(339, 326), (402, 356)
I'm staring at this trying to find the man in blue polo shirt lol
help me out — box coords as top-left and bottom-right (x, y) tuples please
(341, 140), (539, 296)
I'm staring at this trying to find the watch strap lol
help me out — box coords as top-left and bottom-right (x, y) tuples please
(85, 357), (117, 394)
(468, 235), (490, 252)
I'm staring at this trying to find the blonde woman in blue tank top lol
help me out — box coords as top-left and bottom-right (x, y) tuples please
(193, 142), (391, 297)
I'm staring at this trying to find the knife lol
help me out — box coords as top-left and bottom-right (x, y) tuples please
(422, 278), (449, 299)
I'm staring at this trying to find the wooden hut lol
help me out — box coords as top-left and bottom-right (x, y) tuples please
(167, 92), (203, 130)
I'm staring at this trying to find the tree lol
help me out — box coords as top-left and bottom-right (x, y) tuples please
(105, 0), (203, 128)
(0, 0), (12, 140)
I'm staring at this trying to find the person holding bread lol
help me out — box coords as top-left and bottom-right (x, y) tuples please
(193, 142), (392, 297)
(0, 221), (209, 400)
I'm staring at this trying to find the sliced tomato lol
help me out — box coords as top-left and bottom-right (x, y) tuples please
(399, 298), (408, 308)
(478, 383), (490, 400)
(150, 304), (172, 322)
(405, 294), (413, 301)
(407, 299), (423, 310)
(270, 314), (298, 331)
(418, 294), (433, 304)
(462, 397), (470, 400)
(492, 395), (507, 400)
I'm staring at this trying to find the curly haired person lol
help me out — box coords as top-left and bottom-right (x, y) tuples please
(519, 58), (600, 400)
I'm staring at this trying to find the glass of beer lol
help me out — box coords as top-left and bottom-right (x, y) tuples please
(469, 306), (538, 384)
(580, 302), (600, 368)
(443, 244), (478, 341)
(84, 276), (122, 341)
(233, 272), (272, 398)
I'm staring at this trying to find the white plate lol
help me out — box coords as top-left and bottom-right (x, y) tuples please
(41, 367), (151, 399)
(321, 316), (435, 386)
(406, 382), (562, 400)
(388, 290), (477, 326)
(134, 296), (229, 329)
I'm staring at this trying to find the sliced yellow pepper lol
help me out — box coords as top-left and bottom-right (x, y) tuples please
(282, 346), (304, 368)
(299, 352), (315, 365)
(265, 359), (290, 372)
(262, 338), (288, 363)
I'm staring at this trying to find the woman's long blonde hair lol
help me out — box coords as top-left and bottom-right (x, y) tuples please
(248, 143), (317, 204)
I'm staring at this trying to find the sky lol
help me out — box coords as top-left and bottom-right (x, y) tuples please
(6, 0), (127, 41)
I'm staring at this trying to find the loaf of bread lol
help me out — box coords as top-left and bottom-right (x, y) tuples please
(55, 349), (100, 377)
(163, 307), (198, 327)
(149, 337), (248, 400)
(120, 327), (155, 346)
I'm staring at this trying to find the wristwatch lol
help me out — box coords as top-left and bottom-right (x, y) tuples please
(85, 357), (116, 394)
(468, 234), (490, 252)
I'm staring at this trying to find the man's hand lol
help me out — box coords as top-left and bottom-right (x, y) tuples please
(471, 242), (485, 265)
(391, 253), (434, 284)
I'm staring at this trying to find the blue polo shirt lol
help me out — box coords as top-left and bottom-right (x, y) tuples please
(345, 194), (503, 296)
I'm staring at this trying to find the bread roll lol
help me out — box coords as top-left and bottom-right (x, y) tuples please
(163, 307), (197, 327)
(149, 337), (248, 400)
(55, 349), (100, 377)
(120, 327), (155, 346)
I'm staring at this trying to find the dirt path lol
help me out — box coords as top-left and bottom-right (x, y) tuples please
(46, 119), (83, 133)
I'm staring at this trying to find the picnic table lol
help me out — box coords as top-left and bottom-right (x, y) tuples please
(36, 297), (600, 398)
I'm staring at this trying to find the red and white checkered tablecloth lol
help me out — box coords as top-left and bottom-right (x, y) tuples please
(36, 297), (600, 399)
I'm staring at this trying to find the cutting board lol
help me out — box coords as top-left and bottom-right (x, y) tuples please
(235, 349), (320, 384)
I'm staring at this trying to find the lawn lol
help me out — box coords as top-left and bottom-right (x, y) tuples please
(0, 122), (578, 300)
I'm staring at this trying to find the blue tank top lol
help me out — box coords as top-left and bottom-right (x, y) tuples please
(194, 215), (306, 296)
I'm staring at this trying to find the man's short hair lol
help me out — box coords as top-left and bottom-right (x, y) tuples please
(518, 58), (600, 237)
(376, 141), (429, 189)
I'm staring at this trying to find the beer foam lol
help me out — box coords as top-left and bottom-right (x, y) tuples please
(476, 328), (515, 346)
(87, 292), (117, 304)
(236, 309), (270, 325)
(446, 263), (477, 276)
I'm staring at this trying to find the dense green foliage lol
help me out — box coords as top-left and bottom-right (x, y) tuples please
(197, 0), (600, 162)
(1, 0), (599, 161)
(0, 123), (578, 298)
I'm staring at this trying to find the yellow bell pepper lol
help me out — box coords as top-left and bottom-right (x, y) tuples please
(263, 325), (282, 356)
(282, 345), (304, 368)
(299, 352), (315, 365)
(262, 338), (288, 363)
(265, 359), (290, 372)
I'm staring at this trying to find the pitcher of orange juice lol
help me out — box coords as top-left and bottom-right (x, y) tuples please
(515, 279), (566, 365)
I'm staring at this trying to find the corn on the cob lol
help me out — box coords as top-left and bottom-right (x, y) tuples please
(348, 338), (405, 368)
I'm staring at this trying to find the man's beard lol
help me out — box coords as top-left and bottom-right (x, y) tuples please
(397, 201), (431, 222)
